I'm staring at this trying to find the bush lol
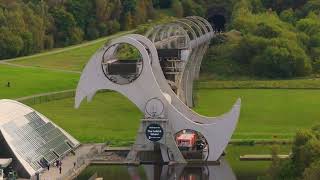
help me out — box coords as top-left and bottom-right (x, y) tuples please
(303, 160), (320, 180)
(271, 125), (320, 179)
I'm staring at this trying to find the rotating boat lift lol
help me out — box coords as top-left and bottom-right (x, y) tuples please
(75, 16), (241, 164)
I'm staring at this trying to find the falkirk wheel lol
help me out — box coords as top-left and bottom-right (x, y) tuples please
(75, 16), (241, 164)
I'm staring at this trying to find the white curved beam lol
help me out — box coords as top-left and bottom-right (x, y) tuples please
(75, 34), (241, 161)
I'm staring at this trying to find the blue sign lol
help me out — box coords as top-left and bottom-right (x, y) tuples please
(145, 124), (164, 142)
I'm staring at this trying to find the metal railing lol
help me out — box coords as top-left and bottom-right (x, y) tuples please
(56, 145), (102, 180)
(16, 90), (76, 106)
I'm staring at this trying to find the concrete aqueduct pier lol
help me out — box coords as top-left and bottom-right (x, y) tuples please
(75, 16), (241, 164)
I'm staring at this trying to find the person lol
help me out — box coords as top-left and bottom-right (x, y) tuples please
(73, 162), (76, 167)
(7, 82), (10, 87)
(47, 164), (50, 171)
(59, 166), (62, 174)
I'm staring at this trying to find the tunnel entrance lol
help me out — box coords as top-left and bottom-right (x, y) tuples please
(210, 14), (226, 32)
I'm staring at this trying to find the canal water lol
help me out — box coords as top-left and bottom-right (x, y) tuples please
(76, 158), (259, 180)
(76, 144), (293, 179)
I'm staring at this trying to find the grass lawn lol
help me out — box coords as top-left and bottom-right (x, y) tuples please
(194, 89), (320, 139)
(31, 89), (320, 144)
(32, 92), (142, 144)
(0, 64), (79, 99)
(9, 40), (104, 71)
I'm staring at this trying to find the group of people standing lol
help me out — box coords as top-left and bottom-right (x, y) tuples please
(46, 160), (63, 174)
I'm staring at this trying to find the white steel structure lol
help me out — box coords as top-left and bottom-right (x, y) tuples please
(0, 99), (80, 178)
(75, 16), (241, 163)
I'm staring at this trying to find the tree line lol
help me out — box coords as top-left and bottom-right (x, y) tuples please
(202, 0), (320, 78)
(0, 0), (206, 60)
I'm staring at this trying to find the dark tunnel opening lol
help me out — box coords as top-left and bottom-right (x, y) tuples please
(209, 14), (226, 32)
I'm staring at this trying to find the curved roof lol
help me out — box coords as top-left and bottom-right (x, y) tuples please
(0, 99), (80, 177)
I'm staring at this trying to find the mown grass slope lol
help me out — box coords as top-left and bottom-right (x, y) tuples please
(8, 31), (132, 71)
(32, 92), (142, 144)
(194, 89), (320, 139)
(0, 64), (79, 99)
(31, 89), (320, 143)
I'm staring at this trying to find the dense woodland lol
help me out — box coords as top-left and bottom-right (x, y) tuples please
(203, 0), (320, 78)
(0, 0), (205, 59)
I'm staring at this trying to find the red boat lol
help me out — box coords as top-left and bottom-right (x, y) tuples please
(176, 133), (197, 150)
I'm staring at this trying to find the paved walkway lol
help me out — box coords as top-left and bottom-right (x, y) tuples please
(0, 61), (81, 74)
(40, 144), (96, 180)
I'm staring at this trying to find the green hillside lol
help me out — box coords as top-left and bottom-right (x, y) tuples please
(30, 89), (320, 144)
(7, 31), (132, 71)
(0, 64), (79, 99)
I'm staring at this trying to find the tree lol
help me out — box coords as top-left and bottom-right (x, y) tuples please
(122, 0), (137, 13)
(86, 19), (100, 40)
(181, 0), (204, 16)
(303, 160), (320, 180)
(171, 0), (183, 18)
(66, 0), (93, 30)
(0, 27), (23, 59)
(159, 0), (172, 8)
(69, 27), (84, 44)
(152, 0), (160, 8)
(301, 0), (320, 17)
(20, 31), (34, 55)
(95, 0), (112, 22)
(280, 8), (297, 24)
(252, 46), (294, 77)
(297, 16), (320, 36)
(271, 125), (320, 179)
(50, 6), (77, 46)
(43, 35), (54, 49)
(123, 12), (134, 30)
(254, 22), (281, 38)
(292, 129), (317, 176)
(135, 0), (147, 24)
(0, 8), (6, 26)
(108, 20), (120, 34)
(22, 4), (46, 51)
(267, 145), (282, 179)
